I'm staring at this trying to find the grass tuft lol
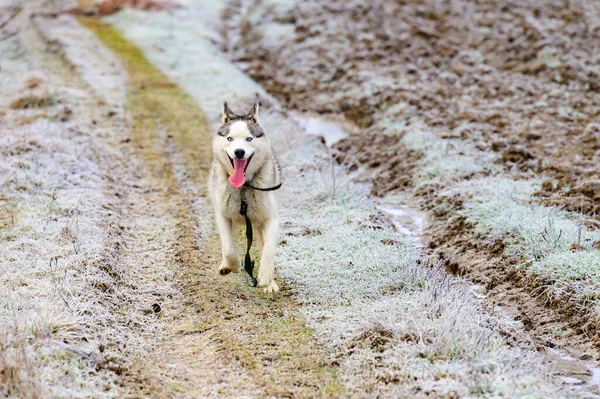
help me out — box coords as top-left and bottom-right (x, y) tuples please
(9, 93), (55, 109)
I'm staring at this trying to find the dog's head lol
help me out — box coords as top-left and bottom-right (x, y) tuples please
(213, 102), (271, 188)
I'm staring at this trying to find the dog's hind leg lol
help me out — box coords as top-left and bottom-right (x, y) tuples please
(215, 213), (240, 275)
(257, 218), (279, 293)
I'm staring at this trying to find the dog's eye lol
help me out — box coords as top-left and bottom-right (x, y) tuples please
(246, 137), (253, 142)
(226, 137), (233, 142)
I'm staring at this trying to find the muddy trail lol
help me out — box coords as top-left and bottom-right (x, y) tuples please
(222, 0), (600, 383)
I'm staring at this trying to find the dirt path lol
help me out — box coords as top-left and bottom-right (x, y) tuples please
(87, 19), (343, 397)
(24, 11), (342, 397)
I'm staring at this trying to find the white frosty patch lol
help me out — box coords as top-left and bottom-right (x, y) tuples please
(441, 175), (600, 326)
(36, 15), (127, 110)
(105, 2), (270, 123)
(402, 122), (499, 188)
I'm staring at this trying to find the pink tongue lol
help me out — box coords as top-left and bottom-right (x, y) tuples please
(229, 159), (248, 188)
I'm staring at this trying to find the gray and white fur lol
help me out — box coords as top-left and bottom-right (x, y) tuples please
(208, 102), (282, 293)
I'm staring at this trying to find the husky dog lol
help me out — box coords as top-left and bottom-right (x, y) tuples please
(208, 102), (281, 293)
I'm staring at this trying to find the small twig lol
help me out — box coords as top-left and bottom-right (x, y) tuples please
(49, 257), (70, 309)
(409, 313), (425, 346)
(328, 146), (336, 198)
(20, 164), (35, 186)
(0, 5), (22, 29)
(540, 227), (548, 243)
(553, 229), (562, 248)
(54, 341), (95, 360)
(427, 258), (446, 278)
(444, 137), (451, 156)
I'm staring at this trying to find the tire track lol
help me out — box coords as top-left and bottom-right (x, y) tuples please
(18, 8), (180, 396)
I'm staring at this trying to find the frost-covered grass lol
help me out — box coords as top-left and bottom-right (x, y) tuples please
(399, 107), (600, 319)
(0, 23), (188, 397)
(272, 120), (572, 397)
(441, 177), (600, 311)
(37, 15), (126, 110)
(0, 33), (119, 397)
(0, 90), (122, 397)
(375, 103), (499, 189)
(401, 122), (499, 189)
(104, 0), (268, 123)
(105, 4), (573, 396)
(448, 177), (600, 254)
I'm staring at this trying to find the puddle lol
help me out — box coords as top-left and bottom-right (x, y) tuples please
(293, 112), (350, 147)
(543, 347), (600, 397)
(377, 198), (427, 247)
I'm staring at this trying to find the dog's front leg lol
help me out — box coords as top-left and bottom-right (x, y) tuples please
(258, 218), (279, 293)
(215, 213), (240, 275)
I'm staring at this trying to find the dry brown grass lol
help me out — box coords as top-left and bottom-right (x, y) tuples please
(0, 328), (46, 399)
(9, 93), (54, 109)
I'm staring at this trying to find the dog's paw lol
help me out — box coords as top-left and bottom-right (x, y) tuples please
(257, 269), (273, 288)
(263, 280), (279, 294)
(218, 259), (239, 276)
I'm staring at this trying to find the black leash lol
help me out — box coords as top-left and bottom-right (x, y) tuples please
(239, 182), (282, 287)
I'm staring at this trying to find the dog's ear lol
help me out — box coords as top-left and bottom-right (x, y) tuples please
(247, 102), (260, 124)
(222, 102), (237, 124)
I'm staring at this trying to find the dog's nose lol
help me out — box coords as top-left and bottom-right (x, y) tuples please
(234, 149), (245, 159)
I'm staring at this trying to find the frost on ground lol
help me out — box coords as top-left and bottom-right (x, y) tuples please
(0, 32), (125, 396)
(105, 4), (574, 396)
(0, 15), (193, 397)
(104, 0), (267, 120)
(221, 0), (600, 364)
(36, 14), (126, 111)
(271, 118), (572, 398)
(401, 118), (600, 327)
(440, 177), (600, 318)
(400, 115), (600, 350)
(400, 121), (499, 189)
(0, 1), (590, 397)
